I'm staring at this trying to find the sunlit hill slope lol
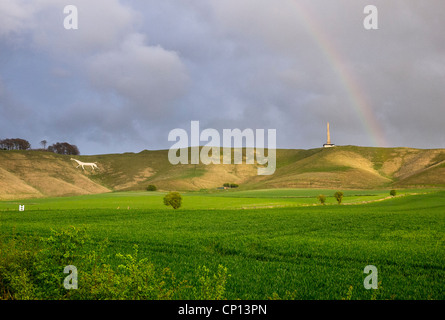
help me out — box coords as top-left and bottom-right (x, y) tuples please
(0, 146), (444, 199)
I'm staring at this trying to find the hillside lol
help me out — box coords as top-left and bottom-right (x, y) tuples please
(0, 146), (444, 199)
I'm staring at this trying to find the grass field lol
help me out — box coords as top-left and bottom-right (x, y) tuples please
(0, 188), (444, 300)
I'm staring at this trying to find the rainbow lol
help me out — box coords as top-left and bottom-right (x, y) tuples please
(291, 1), (388, 147)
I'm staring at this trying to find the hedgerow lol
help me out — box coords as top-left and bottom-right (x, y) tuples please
(0, 226), (229, 300)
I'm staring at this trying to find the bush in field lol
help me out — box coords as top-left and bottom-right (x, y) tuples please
(223, 183), (239, 188)
(193, 265), (230, 300)
(0, 227), (228, 300)
(390, 189), (397, 197)
(80, 244), (186, 300)
(334, 191), (344, 204)
(317, 194), (327, 205)
(0, 235), (39, 299)
(0, 226), (89, 299)
(163, 192), (182, 209)
(146, 185), (157, 191)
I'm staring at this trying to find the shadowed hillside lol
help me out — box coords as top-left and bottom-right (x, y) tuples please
(1, 146), (444, 199)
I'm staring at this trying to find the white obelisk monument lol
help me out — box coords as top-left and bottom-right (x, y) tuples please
(323, 122), (335, 148)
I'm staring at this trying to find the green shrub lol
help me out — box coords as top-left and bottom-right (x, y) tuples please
(0, 226), (88, 300)
(0, 234), (39, 300)
(0, 227), (228, 300)
(193, 265), (230, 300)
(334, 191), (344, 204)
(223, 183), (239, 188)
(317, 194), (327, 205)
(146, 185), (157, 191)
(80, 244), (187, 300)
(390, 189), (397, 197)
(163, 192), (182, 209)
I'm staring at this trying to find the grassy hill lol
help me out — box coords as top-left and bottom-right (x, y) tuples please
(1, 146), (444, 199)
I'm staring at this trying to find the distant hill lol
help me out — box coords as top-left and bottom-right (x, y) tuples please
(1, 146), (444, 199)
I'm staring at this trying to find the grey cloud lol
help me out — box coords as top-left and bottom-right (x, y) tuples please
(87, 33), (190, 120)
(0, 0), (444, 154)
(33, 0), (138, 57)
(0, 0), (34, 37)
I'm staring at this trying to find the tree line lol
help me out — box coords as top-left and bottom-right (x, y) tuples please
(0, 138), (31, 151)
(0, 138), (80, 155)
(47, 142), (80, 155)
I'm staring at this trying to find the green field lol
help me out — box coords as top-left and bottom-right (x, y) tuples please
(0, 189), (444, 300)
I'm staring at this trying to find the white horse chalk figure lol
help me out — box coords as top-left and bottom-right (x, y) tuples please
(71, 158), (98, 171)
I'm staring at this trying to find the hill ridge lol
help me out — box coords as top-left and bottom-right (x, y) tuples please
(1, 146), (444, 199)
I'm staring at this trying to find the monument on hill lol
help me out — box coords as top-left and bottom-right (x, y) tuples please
(323, 122), (335, 148)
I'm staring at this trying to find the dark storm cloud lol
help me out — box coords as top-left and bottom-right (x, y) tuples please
(0, 0), (444, 154)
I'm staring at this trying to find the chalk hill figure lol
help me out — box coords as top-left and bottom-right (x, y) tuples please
(71, 158), (98, 171)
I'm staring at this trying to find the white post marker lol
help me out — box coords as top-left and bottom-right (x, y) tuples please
(19, 205), (25, 211)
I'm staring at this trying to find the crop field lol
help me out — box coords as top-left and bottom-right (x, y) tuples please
(0, 188), (444, 300)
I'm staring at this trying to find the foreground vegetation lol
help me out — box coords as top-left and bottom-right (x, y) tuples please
(0, 189), (444, 300)
(0, 227), (228, 300)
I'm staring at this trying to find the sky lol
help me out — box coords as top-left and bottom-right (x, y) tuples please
(0, 0), (444, 155)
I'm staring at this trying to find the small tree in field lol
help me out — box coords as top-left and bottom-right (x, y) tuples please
(147, 185), (157, 191)
(317, 194), (326, 205)
(163, 192), (182, 209)
(390, 189), (397, 197)
(334, 191), (344, 205)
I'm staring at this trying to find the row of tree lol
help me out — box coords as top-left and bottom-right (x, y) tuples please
(223, 183), (239, 188)
(47, 142), (80, 155)
(0, 138), (31, 150)
(0, 138), (80, 155)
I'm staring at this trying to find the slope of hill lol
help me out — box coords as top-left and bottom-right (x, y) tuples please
(0, 146), (444, 199)
(0, 151), (109, 200)
(248, 146), (445, 189)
